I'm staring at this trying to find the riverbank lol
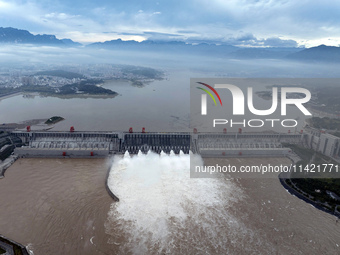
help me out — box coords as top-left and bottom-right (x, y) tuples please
(39, 92), (119, 99)
(0, 79), (118, 100)
(0, 155), (18, 178)
(279, 173), (340, 219)
(279, 143), (340, 218)
(0, 92), (23, 101)
(0, 234), (29, 255)
(0, 118), (51, 131)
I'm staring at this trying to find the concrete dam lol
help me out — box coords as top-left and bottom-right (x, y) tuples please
(8, 130), (310, 158)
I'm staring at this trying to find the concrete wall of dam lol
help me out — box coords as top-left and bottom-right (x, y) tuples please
(122, 133), (191, 154)
(10, 130), (339, 160)
(9, 130), (311, 158)
(15, 148), (110, 158)
(200, 148), (291, 158)
(303, 131), (340, 158)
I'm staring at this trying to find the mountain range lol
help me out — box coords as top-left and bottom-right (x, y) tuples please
(0, 27), (80, 46)
(286, 44), (340, 62)
(1, 27), (340, 62)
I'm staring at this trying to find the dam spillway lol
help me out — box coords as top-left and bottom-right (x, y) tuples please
(122, 133), (191, 154)
(7, 130), (312, 158)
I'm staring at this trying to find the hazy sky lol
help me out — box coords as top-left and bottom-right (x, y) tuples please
(0, 0), (340, 47)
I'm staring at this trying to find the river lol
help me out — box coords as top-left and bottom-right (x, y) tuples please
(0, 157), (339, 254)
(0, 73), (320, 133)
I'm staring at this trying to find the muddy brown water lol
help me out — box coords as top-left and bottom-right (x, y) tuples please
(0, 157), (339, 254)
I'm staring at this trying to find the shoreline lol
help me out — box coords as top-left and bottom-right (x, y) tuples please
(0, 90), (118, 101)
(278, 173), (340, 219)
(0, 118), (50, 130)
(0, 92), (22, 101)
(0, 234), (29, 255)
(280, 148), (340, 219)
(256, 91), (339, 119)
(0, 155), (18, 178)
(39, 92), (118, 99)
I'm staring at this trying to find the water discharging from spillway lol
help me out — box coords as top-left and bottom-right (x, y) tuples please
(105, 151), (273, 254)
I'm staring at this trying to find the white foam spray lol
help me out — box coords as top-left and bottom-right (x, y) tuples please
(105, 151), (273, 254)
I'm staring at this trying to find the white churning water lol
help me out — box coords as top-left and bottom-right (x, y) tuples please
(106, 151), (272, 254)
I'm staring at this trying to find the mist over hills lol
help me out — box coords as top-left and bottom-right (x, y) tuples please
(230, 47), (301, 59)
(87, 38), (238, 57)
(1, 27), (340, 62)
(287, 45), (340, 62)
(0, 27), (80, 46)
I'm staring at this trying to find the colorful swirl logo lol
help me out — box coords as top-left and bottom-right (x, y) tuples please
(196, 82), (223, 106)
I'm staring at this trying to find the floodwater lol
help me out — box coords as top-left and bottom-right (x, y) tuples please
(0, 72), (192, 132)
(0, 158), (114, 255)
(0, 73), (323, 133)
(0, 156), (340, 254)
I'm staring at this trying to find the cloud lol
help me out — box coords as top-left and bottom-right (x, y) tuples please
(234, 33), (257, 42)
(222, 33), (298, 47)
(1, 0), (340, 46)
(143, 31), (182, 41)
(177, 30), (196, 34)
(44, 12), (80, 20)
(262, 37), (298, 47)
(0, 0), (44, 26)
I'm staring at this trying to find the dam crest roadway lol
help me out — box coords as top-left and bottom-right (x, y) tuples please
(9, 130), (308, 158)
